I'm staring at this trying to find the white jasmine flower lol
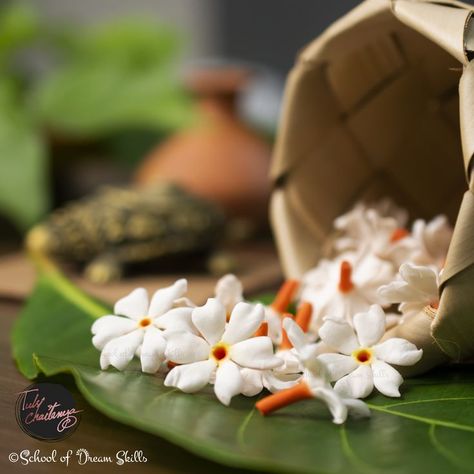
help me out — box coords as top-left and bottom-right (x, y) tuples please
(302, 363), (371, 424)
(301, 255), (393, 331)
(385, 312), (403, 329)
(256, 323), (370, 424)
(334, 203), (393, 253)
(275, 301), (324, 375)
(255, 359), (352, 424)
(378, 263), (440, 320)
(335, 202), (408, 239)
(279, 317), (370, 423)
(164, 298), (282, 405)
(375, 198), (409, 227)
(215, 274), (243, 316)
(333, 203), (368, 253)
(411, 215), (452, 268)
(274, 348), (302, 374)
(335, 206), (451, 270)
(282, 316), (323, 370)
(263, 279), (300, 344)
(92, 280), (194, 373)
(263, 306), (284, 344)
(300, 258), (334, 292)
(240, 368), (301, 396)
(334, 205), (414, 266)
(215, 275), (298, 344)
(360, 210), (415, 266)
(239, 303), (316, 397)
(318, 305), (423, 398)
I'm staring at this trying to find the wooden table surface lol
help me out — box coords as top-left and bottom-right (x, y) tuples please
(0, 244), (282, 473)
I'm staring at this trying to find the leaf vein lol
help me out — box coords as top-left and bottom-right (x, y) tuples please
(375, 397), (474, 409)
(428, 425), (474, 472)
(339, 425), (378, 474)
(367, 405), (474, 432)
(237, 409), (256, 450)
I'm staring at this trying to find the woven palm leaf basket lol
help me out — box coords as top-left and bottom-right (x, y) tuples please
(270, 0), (474, 375)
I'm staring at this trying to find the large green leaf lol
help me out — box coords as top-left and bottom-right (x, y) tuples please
(11, 261), (474, 474)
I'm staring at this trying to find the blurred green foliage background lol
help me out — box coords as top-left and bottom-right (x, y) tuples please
(0, 3), (193, 233)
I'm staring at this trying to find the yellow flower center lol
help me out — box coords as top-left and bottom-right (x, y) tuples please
(138, 317), (152, 328)
(211, 342), (230, 364)
(352, 347), (373, 365)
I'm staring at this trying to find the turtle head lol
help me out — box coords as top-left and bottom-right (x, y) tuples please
(25, 224), (59, 255)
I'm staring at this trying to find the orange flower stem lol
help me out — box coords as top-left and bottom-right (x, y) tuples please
(338, 261), (354, 293)
(390, 227), (409, 243)
(256, 382), (313, 416)
(254, 321), (268, 337)
(295, 302), (312, 333)
(271, 279), (299, 314)
(279, 312), (294, 350)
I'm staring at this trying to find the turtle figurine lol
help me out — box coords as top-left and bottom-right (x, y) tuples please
(25, 183), (226, 283)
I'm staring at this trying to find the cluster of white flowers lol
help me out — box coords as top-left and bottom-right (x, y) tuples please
(91, 202), (452, 424)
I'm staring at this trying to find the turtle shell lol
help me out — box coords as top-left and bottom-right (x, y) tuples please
(27, 183), (225, 264)
(270, 0), (474, 373)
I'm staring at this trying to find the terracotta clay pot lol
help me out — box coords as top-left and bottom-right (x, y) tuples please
(134, 67), (272, 223)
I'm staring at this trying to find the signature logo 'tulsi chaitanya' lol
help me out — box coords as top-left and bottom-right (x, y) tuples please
(15, 383), (82, 441)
